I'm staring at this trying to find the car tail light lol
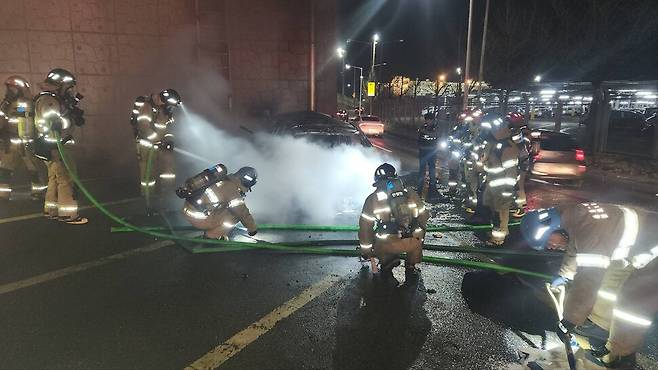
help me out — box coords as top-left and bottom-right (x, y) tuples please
(575, 149), (585, 161)
(533, 152), (542, 161)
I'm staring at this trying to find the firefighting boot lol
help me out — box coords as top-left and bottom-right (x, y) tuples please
(404, 266), (421, 286)
(585, 351), (636, 370)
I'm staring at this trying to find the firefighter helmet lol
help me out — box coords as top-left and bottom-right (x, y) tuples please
(373, 163), (397, 185)
(45, 68), (76, 88)
(520, 208), (562, 250)
(234, 166), (258, 190)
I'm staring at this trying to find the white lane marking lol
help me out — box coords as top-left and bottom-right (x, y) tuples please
(185, 275), (341, 370)
(0, 240), (174, 295)
(0, 197), (140, 225)
(372, 143), (393, 153)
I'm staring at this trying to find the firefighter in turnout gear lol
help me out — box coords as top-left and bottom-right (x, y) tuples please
(0, 76), (48, 201)
(33, 69), (87, 224)
(510, 124), (530, 217)
(482, 117), (519, 245)
(522, 205), (658, 369)
(462, 114), (485, 213)
(359, 163), (429, 285)
(179, 165), (258, 240)
(131, 89), (181, 212)
(416, 112), (439, 198)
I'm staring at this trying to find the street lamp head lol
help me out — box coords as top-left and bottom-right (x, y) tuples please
(373, 33), (380, 42)
(336, 47), (345, 58)
(439, 74), (446, 81)
(345, 64), (351, 70)
(534, 75), (542, 82)
(456, 67), (462, 75)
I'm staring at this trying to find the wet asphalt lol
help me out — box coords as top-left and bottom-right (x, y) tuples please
(0, 131), (656, 370)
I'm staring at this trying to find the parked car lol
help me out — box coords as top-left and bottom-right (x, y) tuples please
(608, 110), (647, 134)
(580, 110), (648, 135)
(529, 129), (586, 186)
(355, 115), (385, 136)
(270, 111), (372, 148)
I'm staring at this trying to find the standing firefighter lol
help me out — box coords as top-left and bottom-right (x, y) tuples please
(0, 76), (48, 201)
(359, 163), (429, 285)
(178, 165), (258, 240)
(33, 68), (87, 224)
(482, 116), (519, 245)
(417, 112), (439, 198)
(131, 89), (181, 212)
(521, 205), (658, 369)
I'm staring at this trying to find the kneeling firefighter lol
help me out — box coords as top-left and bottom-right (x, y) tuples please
(358, 163), (429, 284)
(33, 68), (87, 224)
(521, 205), (658, 369)
(178, 164), (258, 240)
(0, 75), (48, 201)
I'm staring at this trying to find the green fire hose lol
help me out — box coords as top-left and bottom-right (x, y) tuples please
(55, 137), (553, 282)
(110, 222), (521, 234)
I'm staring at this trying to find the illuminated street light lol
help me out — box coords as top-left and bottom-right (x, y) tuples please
(337, 47), (346, 96)
(456, 67), (462, 75)
(439, 74), (446, 82)
(534, 75), (542, 83)
(345, 64), (351, 70)
(373, 33), (380, 42)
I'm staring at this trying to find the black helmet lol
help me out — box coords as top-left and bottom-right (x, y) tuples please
(45, 68), (76, 88)
(424, 112), (435, 121)
(373, 163), (397, 185)
(159, 89), (182, 106)
(234, 166), (258, 190)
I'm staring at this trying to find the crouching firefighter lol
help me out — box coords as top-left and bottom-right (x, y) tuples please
(358, 163), (429, 285)
(131, 89), (182, 213)
(33, 68), (87, 224)
(0, 75), (48, 201)
(521, 205), (658, 369)
(178, 165), (258, 241)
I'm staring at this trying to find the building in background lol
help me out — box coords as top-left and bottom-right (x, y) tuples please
(0, 0), (337, 175)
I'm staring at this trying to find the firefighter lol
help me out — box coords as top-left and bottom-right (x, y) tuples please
(481, 116), (519, 245)
(416, 112), (439, 198)
(131, 89), (181, 213)
(510, 124), (530, 217)
(462, 114), (484, 213)
(521, 205), (658, 369)
(33, 68), (87, 224)
(359, 163), (429, 285)
(0, 76), (48, 201)
(179, 165), (258, 240)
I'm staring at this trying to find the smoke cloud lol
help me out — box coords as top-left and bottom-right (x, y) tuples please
(174, 110), (400, 224)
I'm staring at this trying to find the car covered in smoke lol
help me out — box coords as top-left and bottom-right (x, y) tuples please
(270, 111), (372, 148)
(268, 111), (377, 221)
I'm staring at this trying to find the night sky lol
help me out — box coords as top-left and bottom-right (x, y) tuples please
(338, 0), (658, 83)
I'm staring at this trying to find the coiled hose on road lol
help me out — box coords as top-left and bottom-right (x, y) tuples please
(55, 137), (553, 281)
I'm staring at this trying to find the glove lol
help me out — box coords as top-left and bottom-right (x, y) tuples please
(61, 134), (73, 145)
(559, 319), (576, 335)
(551, 276), (568, 289)
(248, 229), (258, 236)
(161, 137), (174, 151)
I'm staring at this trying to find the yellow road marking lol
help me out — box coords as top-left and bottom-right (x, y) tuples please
(0, 240), (174, 295)
(185, 275), (341, 370)
(0, 197), (140, 225)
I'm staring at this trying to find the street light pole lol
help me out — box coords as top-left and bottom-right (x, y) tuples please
(463, 0), (475, 111)
(336, 47), (346, 97)
(477, 0), (490, 104)
(346, 64), (364, 116)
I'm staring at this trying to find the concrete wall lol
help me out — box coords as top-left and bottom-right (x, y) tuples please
(0, 0), (337, 175)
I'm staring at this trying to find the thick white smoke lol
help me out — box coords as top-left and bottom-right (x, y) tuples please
(174, 111), (400, 224)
